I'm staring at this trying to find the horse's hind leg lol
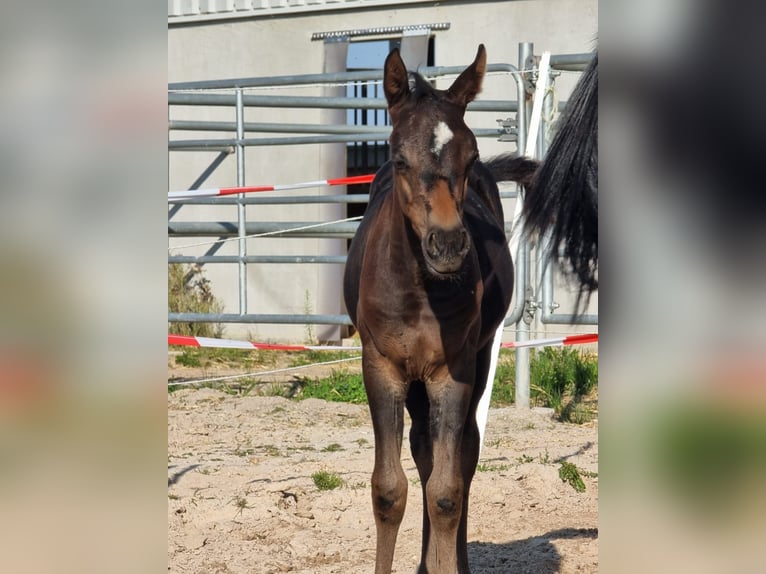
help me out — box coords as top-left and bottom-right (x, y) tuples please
(456, 343), (493, 573)
(406, 381), (433, 573)
(363, 352), (408, 574)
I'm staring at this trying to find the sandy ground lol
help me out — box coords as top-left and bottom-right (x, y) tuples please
(168, 364), (598, 574)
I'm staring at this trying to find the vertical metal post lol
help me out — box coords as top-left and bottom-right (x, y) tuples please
(533, 66), (555, 338)
(236, 88), (247, 314)
(514, 42), (535, 410)
(516, 42), (533, 155)
(515, 243), (532, 410)
(519, 42), (535, 146)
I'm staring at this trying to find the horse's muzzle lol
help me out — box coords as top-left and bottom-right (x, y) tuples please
(423, 226), (471, 276)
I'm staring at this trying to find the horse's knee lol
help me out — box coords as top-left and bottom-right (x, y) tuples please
(371, 470), (407, 523)
(426, 478), (463, 527)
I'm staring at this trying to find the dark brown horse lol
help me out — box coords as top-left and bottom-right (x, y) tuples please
(343, 45), (521, 573)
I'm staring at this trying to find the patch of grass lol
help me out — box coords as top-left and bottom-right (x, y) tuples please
(174, 347), (275, 371)
(168, 263), (224, 338)
(321, 443), (344, 452)
(262, 382), (290, 398)
(233, 446), (256, 457)
(288, 350), (362, 368)
(559, 461), (586, 493)
(312, 470), (344, 491)
(168, 493), (180, 500)
(484, 438), (503, 448)
(296, 369), (367, 404)
(490, 353), (516, 406)
(167, 379), (260, 395)
(517, 454), (535, 464)
(491, 347), (598, 424)
(356, 438), (369, 447)
(476, 462), (511, 472)
(262, 445), (281, 457)
(560, 400), (595, 425)
(287, 445), (316, 453)
(231, 494), (252, 517)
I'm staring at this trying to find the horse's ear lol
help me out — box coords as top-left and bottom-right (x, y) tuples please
(383, 48), (409, 111)
(448, 44), (487, 108)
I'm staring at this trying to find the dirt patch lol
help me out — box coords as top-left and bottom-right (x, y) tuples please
(168, 367), (598, 573)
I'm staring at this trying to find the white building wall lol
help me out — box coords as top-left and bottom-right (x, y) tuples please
(169, 0), (598, 342)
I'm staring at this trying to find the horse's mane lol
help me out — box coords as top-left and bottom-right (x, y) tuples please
(525, 52), (598, 296)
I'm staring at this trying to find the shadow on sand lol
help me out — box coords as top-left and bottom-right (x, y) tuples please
(468, 527), (598, 573)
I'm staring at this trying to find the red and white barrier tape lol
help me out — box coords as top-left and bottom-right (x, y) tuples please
(500, 333), (598, 349)
(168, 334), (354, 352)
(168, 332), (597, 352)
(168, 174), (376, 202)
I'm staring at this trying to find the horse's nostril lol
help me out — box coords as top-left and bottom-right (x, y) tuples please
(427, 231), (439, 255)
(460, 229), (470, 253)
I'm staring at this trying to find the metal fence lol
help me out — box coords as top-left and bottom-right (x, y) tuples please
(168, 43), (596, 405)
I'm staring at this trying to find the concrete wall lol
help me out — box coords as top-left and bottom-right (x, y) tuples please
(169, 0), (598, 342)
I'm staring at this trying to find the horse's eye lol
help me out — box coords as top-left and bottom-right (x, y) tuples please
(393, 156), (409, 171)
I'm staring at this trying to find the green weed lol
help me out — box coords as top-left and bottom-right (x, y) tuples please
(231, 494), (252, 517)
(168, 263), (224, 338)
(296, 369), (367, 404)
(490, 347), (598, 423)
(559, 461), (586, 493)
(476, 463), (511, 472)
(312, 470), (344, 491)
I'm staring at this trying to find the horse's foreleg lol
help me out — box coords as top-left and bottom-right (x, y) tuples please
(424, 372), (474, 574)
(363, 354), (408, 574)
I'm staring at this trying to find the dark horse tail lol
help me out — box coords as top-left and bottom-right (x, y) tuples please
(485, 52), (598, 298)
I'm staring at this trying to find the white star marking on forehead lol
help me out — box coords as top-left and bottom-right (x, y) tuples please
(431, 121), (453, 156)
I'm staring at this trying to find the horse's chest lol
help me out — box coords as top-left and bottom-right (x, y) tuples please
(358, 274), (481, 371)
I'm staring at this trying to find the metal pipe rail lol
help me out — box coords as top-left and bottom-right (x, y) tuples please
(169, 120), (391, 134)
(169, 128), (508, 151)
(549, 52), (594, 71)
(169, 313), (353, 326)
(169, 190), (519, 206)
(168, 92), (519, 111)
(169, 255), (347, 265)
(168, 221), (516, 238)
(172, 194), (372, 206)
(168, 220), (361, 238)
(168, 62), (524, 92)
